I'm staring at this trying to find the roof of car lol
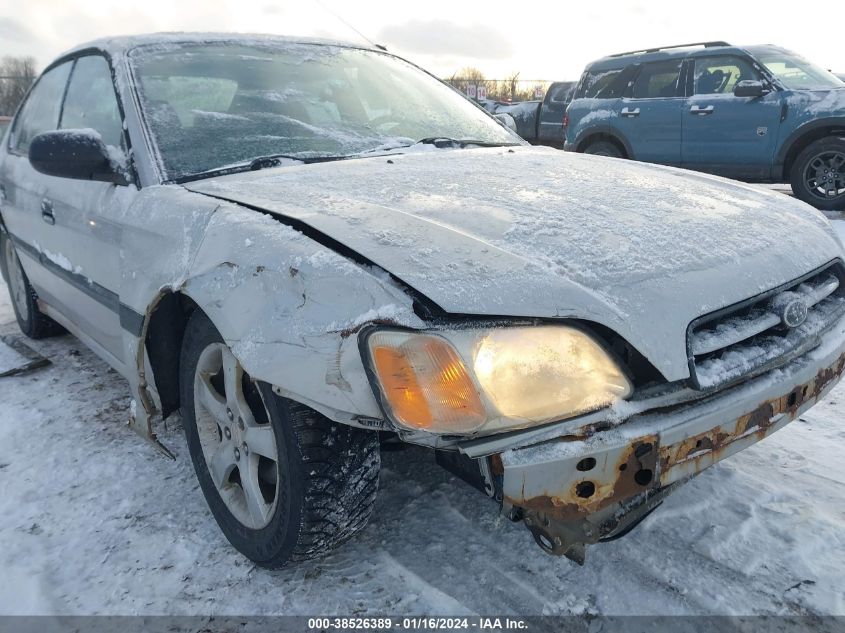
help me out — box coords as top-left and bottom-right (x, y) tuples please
(56, 32), (375, 61)
(585, 42), (771, 72)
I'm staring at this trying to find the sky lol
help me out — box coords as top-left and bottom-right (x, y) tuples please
(0, 0), (841, 80)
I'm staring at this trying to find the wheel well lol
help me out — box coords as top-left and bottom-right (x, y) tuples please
(783, 126), (845, 180)
(145, 291), (198, 418)
(577, 133), (628, 158)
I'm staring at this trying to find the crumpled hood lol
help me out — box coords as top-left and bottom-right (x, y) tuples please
(184, 146), (843, 381)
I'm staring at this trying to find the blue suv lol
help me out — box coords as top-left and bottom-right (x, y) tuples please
(564, 42), (845, 210)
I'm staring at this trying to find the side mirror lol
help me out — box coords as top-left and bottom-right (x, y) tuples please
(734, 80), (770, 98)
(28, 129), (129, 185)
(494, 112), (518, 133)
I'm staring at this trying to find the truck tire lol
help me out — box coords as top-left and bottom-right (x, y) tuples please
(179, 309), (380, 567)
(790, 137), (845, 211)
(583, 140), (624, 158)
(1, 232), (64, 339)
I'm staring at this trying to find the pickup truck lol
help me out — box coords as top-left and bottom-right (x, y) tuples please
(484, 81), (576, 148)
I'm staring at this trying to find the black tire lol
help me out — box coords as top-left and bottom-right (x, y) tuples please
(179, 309), (380, 567)
(0, 232), (64, 339)
(582, 140), (624, 158)
(790, 137), (845, 211)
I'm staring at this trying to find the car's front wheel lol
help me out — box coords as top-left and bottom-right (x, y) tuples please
(0, 233), (63, 339)
(179, 310), (380, 567)
(790, 137), (845, 211)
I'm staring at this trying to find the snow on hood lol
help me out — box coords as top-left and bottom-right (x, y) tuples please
(184, 146), (843, 381)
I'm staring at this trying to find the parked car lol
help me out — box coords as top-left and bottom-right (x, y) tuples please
(486, 81), (577, 147)
(2, 34), (845, 567)
(0, 116), (11, 138)
(565, 42), (845, 210)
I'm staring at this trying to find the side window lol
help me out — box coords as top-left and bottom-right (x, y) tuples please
(11, 62), (72, 153)
(548, 83), (575, 103)
(693, 56), (761, 95)
(631, 61), (683, 98)
(61, 55), (124, 148)
(579, 70), (622, 99)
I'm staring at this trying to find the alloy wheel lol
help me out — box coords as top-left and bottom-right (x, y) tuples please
(193, 343), (280, 530)
(804, 150), (845, 200)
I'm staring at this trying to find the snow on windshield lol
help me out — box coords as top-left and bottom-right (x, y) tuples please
(750, 48), (845, 91)
(128, 42), (515, 181)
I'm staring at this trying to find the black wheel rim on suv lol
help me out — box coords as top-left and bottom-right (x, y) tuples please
(804, 150), (845, 201)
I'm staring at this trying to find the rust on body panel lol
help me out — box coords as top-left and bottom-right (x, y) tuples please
(505, 351), (845, 526)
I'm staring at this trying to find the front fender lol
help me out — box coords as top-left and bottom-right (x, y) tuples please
(181, 203), (423, 424)
(775, 115), (845, 176)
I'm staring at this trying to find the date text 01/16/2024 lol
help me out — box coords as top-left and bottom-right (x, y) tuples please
(307, 618), (529, 630)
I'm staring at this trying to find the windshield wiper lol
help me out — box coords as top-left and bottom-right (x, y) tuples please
(173, 153), (345, 184)
(415, 137), (521, 148)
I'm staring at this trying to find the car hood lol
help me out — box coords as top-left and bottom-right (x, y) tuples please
(184, 146), (843, 381)
(785, 88), (845, 116)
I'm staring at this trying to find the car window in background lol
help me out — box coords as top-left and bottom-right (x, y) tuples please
(10, 62), (72, 153)
(61, 55), (125, 149)
(548, 82), (575, 103)
(576, 65), (639, 99)
(129, 43), (518, 181)
(748, 48), (845, 90)
(0, 118), (10, 138)
(694, 56), (760, 94)
(631, 61), (682, 98)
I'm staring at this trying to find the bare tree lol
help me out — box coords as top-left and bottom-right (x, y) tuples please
(0, 56), (37, 116)
(448, 66), (489, 98)
(446, 68), (546, 103)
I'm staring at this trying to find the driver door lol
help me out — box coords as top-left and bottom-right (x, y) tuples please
(682, 55), (784, 180)
(39, 54), (135, 369)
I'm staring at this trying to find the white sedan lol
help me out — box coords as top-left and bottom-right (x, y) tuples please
(1, 33), (844, 567)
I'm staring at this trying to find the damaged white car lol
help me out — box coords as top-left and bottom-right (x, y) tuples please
(1, 34), (845, 567)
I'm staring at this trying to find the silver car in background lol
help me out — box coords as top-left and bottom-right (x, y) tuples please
(1, 34), (844, 567)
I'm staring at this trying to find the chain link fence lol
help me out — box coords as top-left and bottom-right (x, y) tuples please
(444, 77), (554, 104)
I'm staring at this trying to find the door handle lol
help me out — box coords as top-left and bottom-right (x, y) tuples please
(621, 107), (641, 118)
(41, 198), (55, 225)
(690, 105), (715, 115)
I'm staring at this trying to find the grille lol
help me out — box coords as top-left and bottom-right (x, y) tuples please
(688, 262), (845, 390)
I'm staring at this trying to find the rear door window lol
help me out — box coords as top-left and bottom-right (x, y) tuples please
(10, 62), (72, 153)
(631, 61), (683, 98)
(693, 56), (761, 94)
(60, 55), (125, 149)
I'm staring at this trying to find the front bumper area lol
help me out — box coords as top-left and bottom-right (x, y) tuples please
(495, 322), (845, 563)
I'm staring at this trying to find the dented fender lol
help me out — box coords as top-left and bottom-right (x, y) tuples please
(168, 203), (422, 424)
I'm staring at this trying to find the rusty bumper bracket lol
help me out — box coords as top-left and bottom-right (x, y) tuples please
(502, 348), (845, 562)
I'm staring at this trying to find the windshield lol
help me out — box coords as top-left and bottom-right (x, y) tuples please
(749, 47), (845, 91)
(129, 42), (519, 181)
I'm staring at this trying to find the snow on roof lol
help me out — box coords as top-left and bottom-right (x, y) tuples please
(57, 31), (373, 60)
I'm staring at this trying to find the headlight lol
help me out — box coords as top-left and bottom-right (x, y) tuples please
(361, 325), (632, 435)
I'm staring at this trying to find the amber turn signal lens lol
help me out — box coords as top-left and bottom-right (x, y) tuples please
(369, 332), (485, 433)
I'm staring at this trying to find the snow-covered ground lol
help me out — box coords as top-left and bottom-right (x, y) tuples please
(1, 240), (845, 616)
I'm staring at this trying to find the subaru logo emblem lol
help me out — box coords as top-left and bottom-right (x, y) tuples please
(782, 298), (809, 328)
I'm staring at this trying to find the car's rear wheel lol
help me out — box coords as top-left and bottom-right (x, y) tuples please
(0, 233), (63, 339)
(179, 310), (380, 567)
(582, 140), (624, 158)
(790, 137), (845, 211)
